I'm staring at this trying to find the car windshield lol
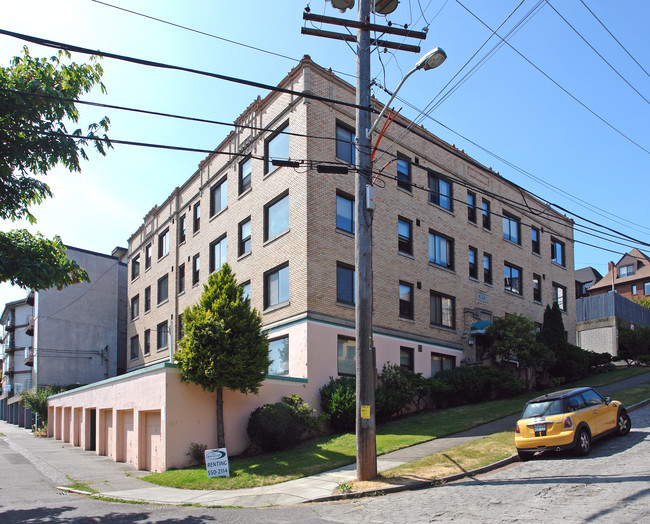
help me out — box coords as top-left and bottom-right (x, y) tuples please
(521, 399), (564, 418)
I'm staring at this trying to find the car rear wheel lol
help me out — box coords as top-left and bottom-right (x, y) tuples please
(517, 449), (533, 462)
(617, 411), (631, 435)
(575, 428), (591, 456)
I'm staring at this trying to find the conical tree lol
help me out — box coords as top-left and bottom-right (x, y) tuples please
(174, 263), (270, 449)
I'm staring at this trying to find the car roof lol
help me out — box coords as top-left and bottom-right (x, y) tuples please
(526, 387), (593, 404)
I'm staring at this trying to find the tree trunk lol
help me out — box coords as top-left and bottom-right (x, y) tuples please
(216, 387), (225, 449)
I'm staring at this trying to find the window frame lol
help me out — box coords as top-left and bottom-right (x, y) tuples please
(268, 335), (289, 376)
(336, 191), (354, 234)
(502, 212), (521, 245)
(531, 226), (540, 255)
(553, 282), (567, 311)
(430, 290), (456, 329)
(467, 191), (477, 223)
(130, 335), (139, 361)
(428, 171), (452, 211)
(335, 122), (356, 165)
(264, 121), (290, 175)
(400, 346), (414, 371)
(483, 253), (493, 285)
(264, 262), (289, 309)
(336, 262), (355, 305)
(504, 262), (523, 295)
(130, 295), (139, 321)
(144, 286), (151, 312)
(238, 217), (252, 256)
(399, 281), (414, 320)
(533, 273), (542, 303)
(209, 234), (227, 273)
(178, 214), (186, 245)
(469, 246), (478, 280)
(398, 216), (413, 255)
(156, 321), (168, 350)
(144, 329), (151, 356)
(239, 156), (252, 194)
(192, 254), (200, 286)
(144, 243), (152, 270)
(264, 191), (289, 242)
(429, 230), (455, 270)
(157, 274), (169, 305)
(431, 352), (455, 376)
(178, 264), (185, 294)
(209, 176), (228, 218)
(193, 202), (200, 233)
(482, 198), (491, 230)
(397, 154), (412, 192)
(158, 228), (169, 259)
(619, 264), (634, 278)
(551, 237), (566, 267)
(337, 335), (356, 376)
(131, 254), (140, 281)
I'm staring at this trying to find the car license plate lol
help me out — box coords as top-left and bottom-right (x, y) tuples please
(534, 423), (546, 432)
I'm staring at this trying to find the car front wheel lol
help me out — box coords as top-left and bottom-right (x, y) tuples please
(575, 428), (591, 456)
(617, 411), (631, 435)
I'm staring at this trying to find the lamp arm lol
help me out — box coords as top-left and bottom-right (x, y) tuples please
(366, 65), (418, 139)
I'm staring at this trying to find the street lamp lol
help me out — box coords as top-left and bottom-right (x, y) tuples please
(367, 47), (447, 138)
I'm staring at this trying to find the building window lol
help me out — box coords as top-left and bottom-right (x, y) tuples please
(336, 192), (354, 234)
(241, 281), (251, 301)
(264, 192), (289, 241)
(210, 177), (228, 217)
(531, 226), (540, 255)
(268, 335), (289, 376)
(239, 157), (252, 194)
(428, 172), (452, 210)
(157, 274), (169, 304)
(504, 262), (522, 295)
(551, 238), (566, 267)
(130, 295), (139, 321)
(632, 284), (637, 295)
(502, 212), (521, 245)
(265, 122), (289, 174)
(336, 123), (355, 164)
(400, 347), (414, 371)
(239, 217), (251, 256)
(209, 235), (227, 273)
(193, 202), (200, 233)
(397, 155), (411, 191)
(131, 254), (140, 281)
(429, 231), (454, 270)
(144, 329), (150, 356)
(484, 253), (493, 285)
(130, 335), (139, 361)
(336, 262), (355, 305)
(430, 291), (455, 329)
(178, 264), (185, 294)
(399, 281), (414, 320)
(178, 214), (186, 244)
(533, 273), (542, 303)
(482, 199), (491, 230)
(157, 321), (168, 350)
(467, 191), (476, 223)
(144, 286), (151, 312)
(469, 246), (478, 279)
(553, 282), (567, 311)
(431, 352), (455, 376)
(264, 263), (289, 309)
(619, 264), (634, 278)
(145, 243), (152, 270)
(337, 335), (356, 376)
(192, 254), (200, 286)
(158, 228), (169, 259)
(644, 282), (650, 295)
(398, 217), (413, 255)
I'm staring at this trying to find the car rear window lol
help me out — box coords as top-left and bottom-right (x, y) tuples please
(521, 399), (564, 418)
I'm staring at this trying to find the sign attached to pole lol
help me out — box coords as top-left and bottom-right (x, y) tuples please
(205, 448), (229, 478)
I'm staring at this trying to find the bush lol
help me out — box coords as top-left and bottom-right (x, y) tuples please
(428, 378), (456, 409)
(247, 395), (317, 452)
(585, 350), (613, 374)
(434, 366), (522, 405)
(186, 442), (207, 465)
(319, 376), (356, 432)
(375, 363), (419, 422)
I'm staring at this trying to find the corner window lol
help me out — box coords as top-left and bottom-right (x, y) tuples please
(178, 214), (186, 245)
(209, 235), (227, 273)
(337, 336), (356, 376)
(264, 192), (289, 241)
(210, 177), (227, 217)
(336, 262), (355, 305)
(399, 281), (414, 320)
(193, 202), (200, 233)
(397, 155), (411, 191)
(265, 122), (289, 174)
(431, 352), (455, 376)
(336, 123), (356, 164)
(239, 217), (251, 256)
(157, 321), (168, 350)
(144, 329), (150, 356)
(429, 231), (454, 270)
(130, 295), (139, 321)
(504, 262), (522, 295)
(158, 229), (169, 259)
(336, 192), (354, 234)
(467, 191), (476, 223)
(178, 264), (185, 294)
(144, 286), (151, 312)
(428, 172), (452, 210)
(482, 199), (491, 230)
(533, 273), (542, 303)
(430, 291), (455, 329)
(239, 157), (252, 194)
(264, 263), (289, 309)
(145, 243), (152, 270)
(268, 335), (289, 376)
(398, 217), (413, 255)
(483, 253), (493, 285)
(469, 246), (478, 279)
(157, 274), (169, 304)
(400, 347), (414, 371)
(130, 335), (139, 360)
(192, 254), (200, 286)
(531, 226), (540, 255)
(502, 212), (521, 245)
(553, 282), (567, 311)
(131, 254), (140, 281)
(551, 238), (566, 267)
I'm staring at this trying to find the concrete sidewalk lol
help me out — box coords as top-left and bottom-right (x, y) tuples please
(1, 372), (649, 508)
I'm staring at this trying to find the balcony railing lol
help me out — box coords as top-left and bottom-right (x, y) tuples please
(25, 315), (34, 336)
(24, 347), (34, 366)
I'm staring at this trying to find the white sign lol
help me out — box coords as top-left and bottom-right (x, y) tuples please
(205, 448), (229, 478)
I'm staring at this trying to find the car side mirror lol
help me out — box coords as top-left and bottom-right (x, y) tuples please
(605, 396), (611, 405)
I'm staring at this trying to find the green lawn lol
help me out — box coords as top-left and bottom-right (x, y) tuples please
(143, 367), (649, 490)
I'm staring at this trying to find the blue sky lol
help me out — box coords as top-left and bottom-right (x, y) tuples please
(1, 0), (649, 305)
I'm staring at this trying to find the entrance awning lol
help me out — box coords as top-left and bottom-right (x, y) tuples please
(470, 320), (491, 335)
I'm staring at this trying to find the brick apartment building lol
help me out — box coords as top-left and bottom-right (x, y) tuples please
(47, 56), (576, 468)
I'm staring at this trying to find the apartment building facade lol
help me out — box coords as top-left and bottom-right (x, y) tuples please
(47, 56), (575, 468)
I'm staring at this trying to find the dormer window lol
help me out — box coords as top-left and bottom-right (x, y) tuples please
(619, 264), (634, 278)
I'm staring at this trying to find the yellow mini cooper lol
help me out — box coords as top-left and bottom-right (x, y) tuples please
(515, 387), (631, 461)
